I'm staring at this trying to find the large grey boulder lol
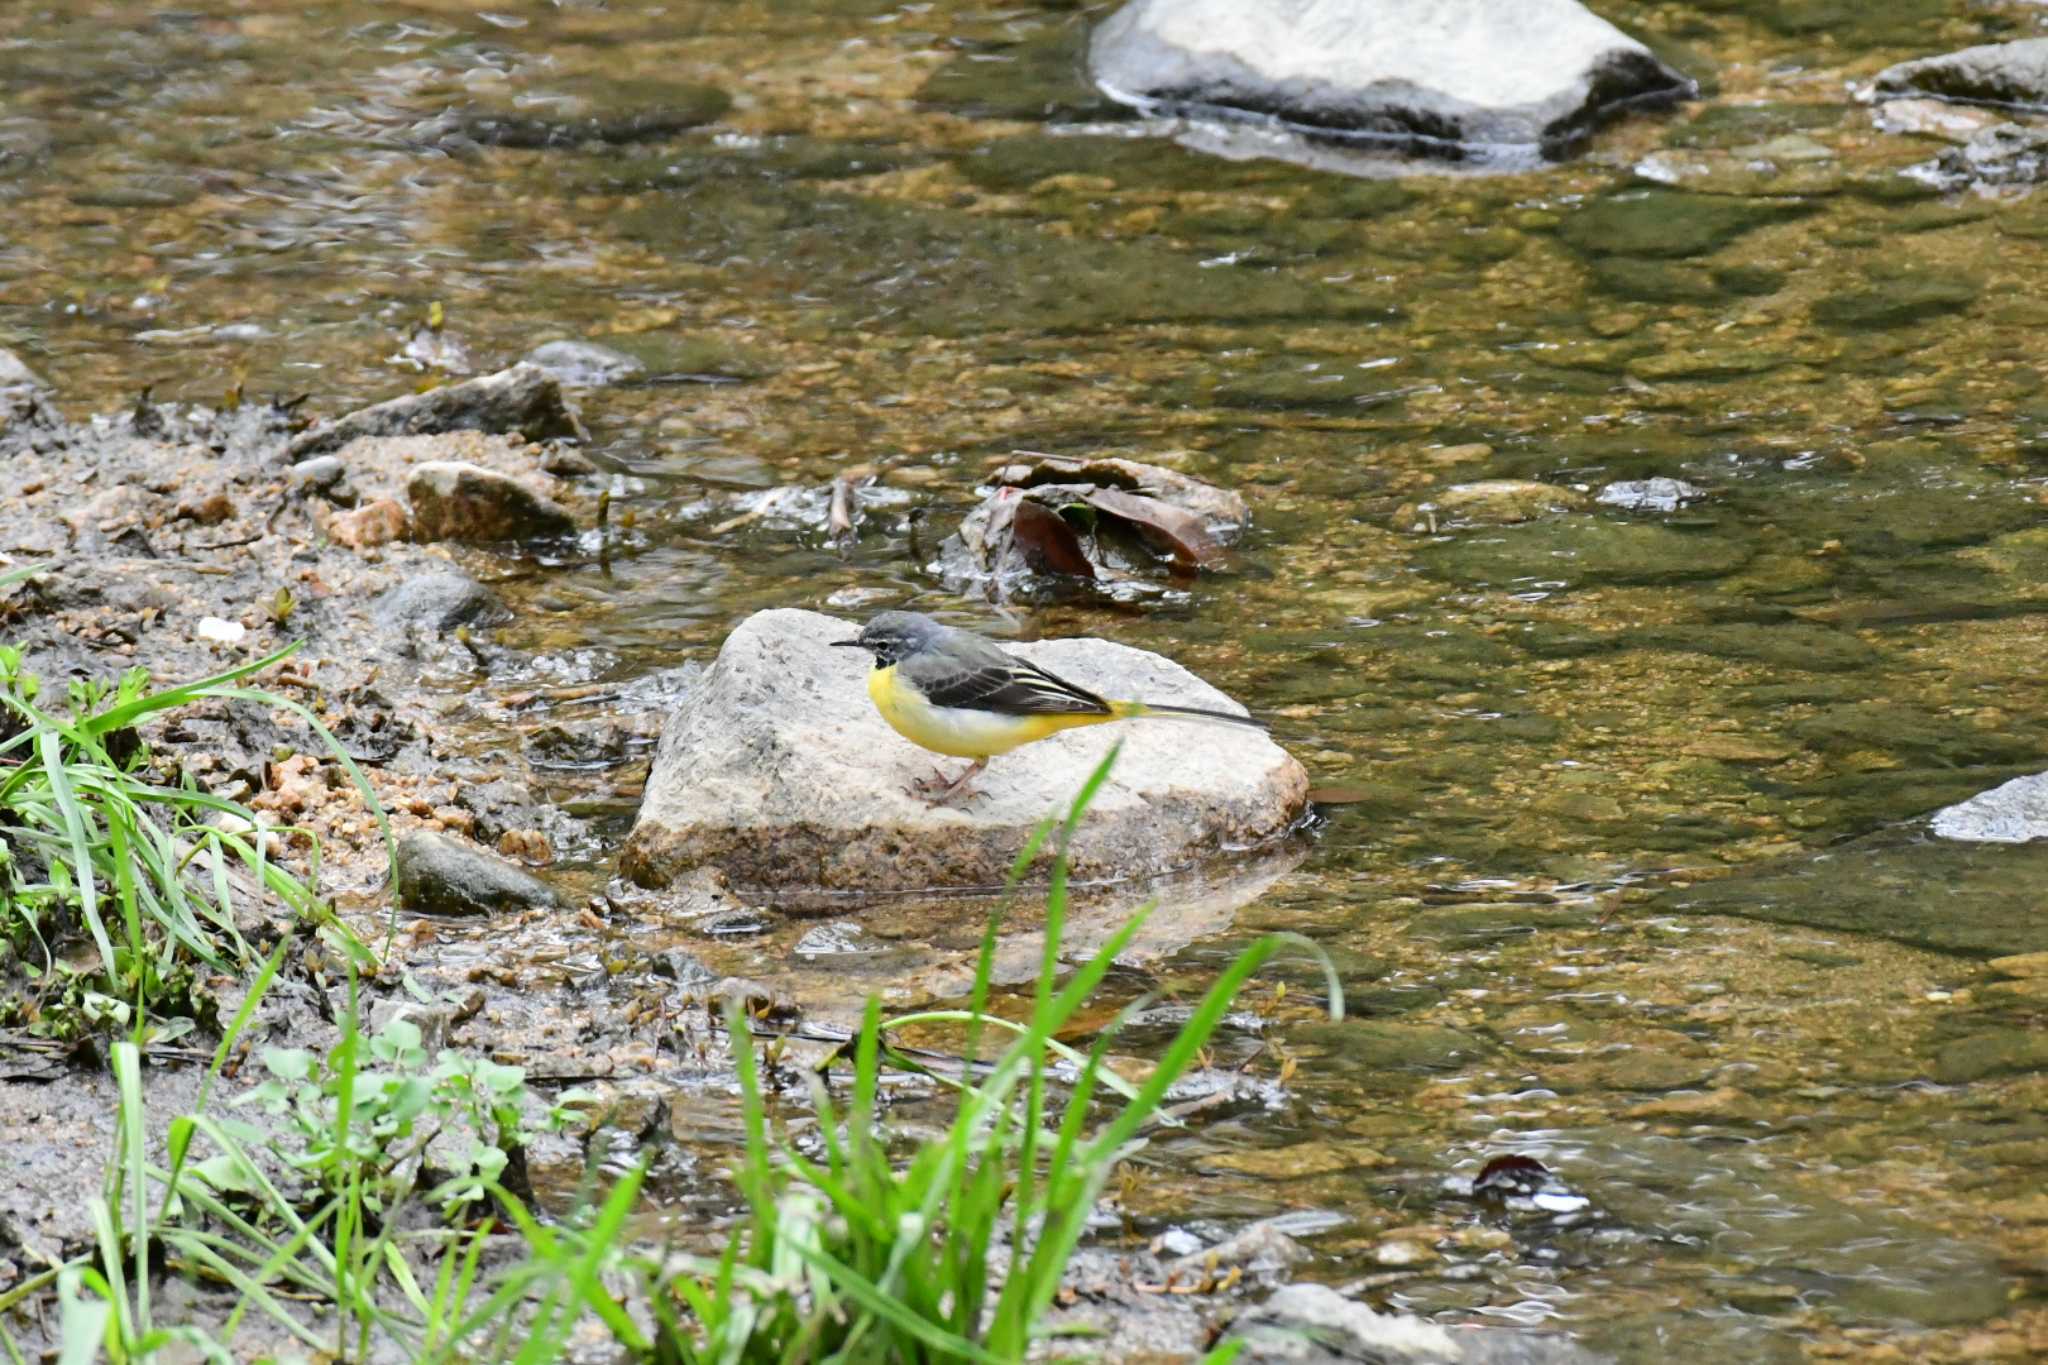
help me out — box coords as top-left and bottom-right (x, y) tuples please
(1230, 1284), (1608, 1364)
(1872, 38), (2048, 111)
(1931, 772), (2048, 844)
(621, 609), (1307, 892)
(1088, 0), (1693, 164)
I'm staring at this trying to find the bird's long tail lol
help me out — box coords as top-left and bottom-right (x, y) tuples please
(1109, 699), (1267, 730)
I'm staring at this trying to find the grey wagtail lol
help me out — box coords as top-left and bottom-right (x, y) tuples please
(832, 610), (1265, 801)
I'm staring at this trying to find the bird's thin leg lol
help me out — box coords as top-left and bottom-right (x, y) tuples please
(910, 757), (988, 804)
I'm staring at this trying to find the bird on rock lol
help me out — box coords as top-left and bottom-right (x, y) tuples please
(832, 610), (1264, 802)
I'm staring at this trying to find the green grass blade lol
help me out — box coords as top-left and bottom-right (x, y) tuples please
(37, 729), (114, 977)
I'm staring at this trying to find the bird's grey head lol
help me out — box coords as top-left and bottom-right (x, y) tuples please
(831, 610), (945, 667)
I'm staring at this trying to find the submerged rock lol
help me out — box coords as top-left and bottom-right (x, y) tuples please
(1912, 121), (2048, 190)
(1811, 267), (1979, 329)
(0, 347), (49, 397)
(1931, 771), (2048, 844)
(523, 339), (647, 389)
(1088, 0), (1693, 166)
(407, 460), (576, 541)
(1394, 480), (1588, 531)
(372, 571), (505, 635)
(1872, 38), (2048, 111)
(1229, 1283), (1604, 1364)
(620, 609), (1306, 893)
(395, 831), (560, 916)
(284, 363), (588, 460)
(458, 86), (730, 148)
(1596, 478), (1705, 513)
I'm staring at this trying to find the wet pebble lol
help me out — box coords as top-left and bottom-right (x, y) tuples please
(407, 460), (575, 542)
(287, 454), (347, 495)
(372, 571), (504, 635)
(325, 498), (410, 548)
(453, 777), (542, 846)
(395, 830), (561, 916)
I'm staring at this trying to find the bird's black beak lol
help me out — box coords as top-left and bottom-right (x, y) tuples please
(829, 639), (865, 649)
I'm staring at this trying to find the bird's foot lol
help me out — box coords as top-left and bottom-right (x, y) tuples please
(908, 759), (988, 805)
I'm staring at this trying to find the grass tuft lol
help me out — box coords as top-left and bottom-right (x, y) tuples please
(0, 584), (384, 1031)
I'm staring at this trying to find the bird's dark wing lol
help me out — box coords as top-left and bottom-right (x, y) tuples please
(902, 648), (1112, 717)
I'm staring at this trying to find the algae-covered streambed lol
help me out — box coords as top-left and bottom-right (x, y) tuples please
(4, 0), (2048, 1359)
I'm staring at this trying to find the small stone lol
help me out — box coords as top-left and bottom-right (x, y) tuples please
(326, 498), (410, 549)
(1164, 1221), (1309, 1278)
(287, 455), (347, 494)
(1450, 1225), (1513, 1251)
(453, 778), (541, 846)
(496, 829), (552, 864)
(1371, 1238), (1438, 1268)
(371, 571), (503, 634)
(174, 492), (235, 525)
(407, 460), (575, 542)
(194, 616), (246, 646)
(1987, 950), (2048, 979)
(395, 831), (561, 917)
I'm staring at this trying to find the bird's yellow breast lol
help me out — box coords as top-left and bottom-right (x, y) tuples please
(867, 664), (1108, 760)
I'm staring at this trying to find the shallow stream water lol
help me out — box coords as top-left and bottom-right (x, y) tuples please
(5, 0), (2047, 1357)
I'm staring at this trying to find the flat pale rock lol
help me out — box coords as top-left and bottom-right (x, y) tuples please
(1931, 771), (2048, 844)
(621, 609), (1307, 892)
(1872, 38), (2048, 111)
(1089, 0), (1693, 164)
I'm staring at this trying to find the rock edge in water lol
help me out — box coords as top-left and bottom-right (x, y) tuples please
(621, 608), (1308, 893)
